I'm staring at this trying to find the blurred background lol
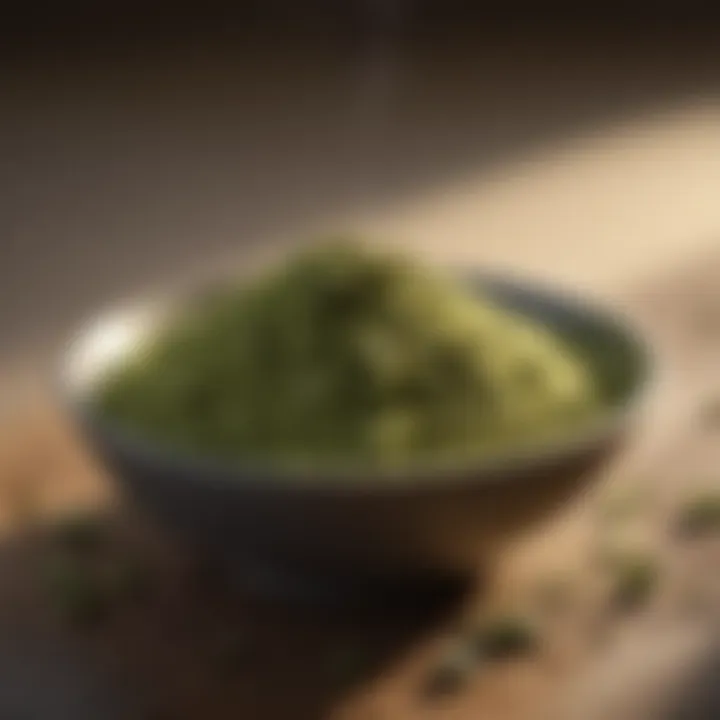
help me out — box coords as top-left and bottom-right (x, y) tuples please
(2, 1), (720, 372)
(1, 4), (720, 719)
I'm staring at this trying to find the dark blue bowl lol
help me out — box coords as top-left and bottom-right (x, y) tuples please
(59, 274), (651, 605)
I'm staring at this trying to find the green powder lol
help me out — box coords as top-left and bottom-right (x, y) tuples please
(98, 243), (599, 469)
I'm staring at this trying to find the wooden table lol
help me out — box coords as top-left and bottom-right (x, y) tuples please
(0, 250), (719, 720)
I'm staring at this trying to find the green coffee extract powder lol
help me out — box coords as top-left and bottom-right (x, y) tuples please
(98, 244), (598, 469)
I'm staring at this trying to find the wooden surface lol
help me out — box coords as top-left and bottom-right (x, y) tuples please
(0, 250), (719, 719)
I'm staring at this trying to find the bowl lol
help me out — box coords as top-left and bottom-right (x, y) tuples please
(59, 273), (650, 605)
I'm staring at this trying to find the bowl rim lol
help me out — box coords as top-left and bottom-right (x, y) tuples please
(57, 270), (654, 491)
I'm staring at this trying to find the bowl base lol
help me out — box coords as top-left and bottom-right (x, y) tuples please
(199, 556), (474, 614)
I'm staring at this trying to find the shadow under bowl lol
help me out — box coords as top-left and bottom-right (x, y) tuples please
(59, 274), (651, 607)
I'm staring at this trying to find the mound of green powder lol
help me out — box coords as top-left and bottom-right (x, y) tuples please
(98, 243), (599, 468)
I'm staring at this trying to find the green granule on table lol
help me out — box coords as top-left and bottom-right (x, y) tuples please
(472, 615), (539, 659)
(677, 494), (720, 537)
(97, 242), (599, 470)
(609, 554), (659, 611)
